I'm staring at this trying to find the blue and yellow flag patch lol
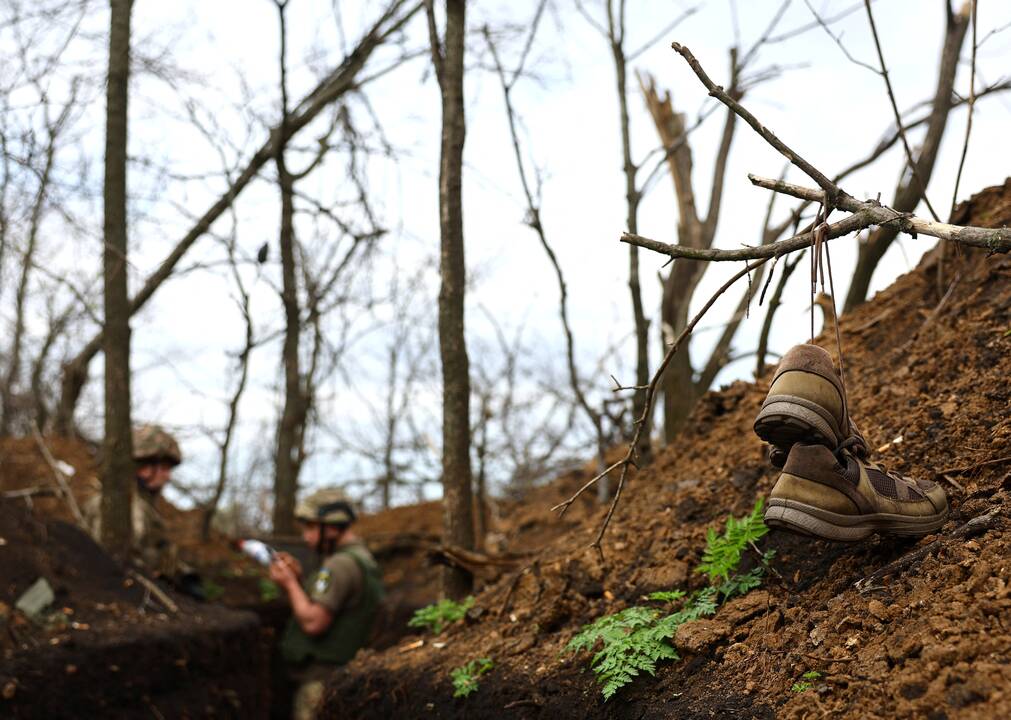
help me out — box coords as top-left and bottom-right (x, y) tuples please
(313, 568), (332, 595)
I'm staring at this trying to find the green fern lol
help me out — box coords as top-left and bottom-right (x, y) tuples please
(716, 549), (776, 601)
(696, 497), (769, 583)
(451, 657), (493, 698)
(567, 500), (772, 700)
(408, 596), (474, 634)
(646, 590), (686, 602)
(566, 589), (718, 700)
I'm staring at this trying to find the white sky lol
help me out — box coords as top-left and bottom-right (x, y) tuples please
(5, 0), (1010, 511)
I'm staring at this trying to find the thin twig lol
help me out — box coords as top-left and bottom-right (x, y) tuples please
(623, 173), (1011, 262)
(1, 486), (57, 499)
(627, 5), (699, 62)
(552, 257), (769, 549)
(127, 570), (180, 614)
(855, 508), (1002, 592)
(801, 0), (879, 74)
(31, 425), (84, 526)
(765, 0), (869, 45)
(863, 0), (941, 222)
(937, 455), (1011, 477)
(950, 0), (977, 214)
(670, 42), (837, 196)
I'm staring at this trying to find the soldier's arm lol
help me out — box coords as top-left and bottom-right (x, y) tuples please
(270, 559), (334, 635)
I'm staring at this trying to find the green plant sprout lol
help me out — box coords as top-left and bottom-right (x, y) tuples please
(451, 657), (494, 698)
(258, 578), (280, 602)
(696, 498), (769, 583)
(791, 670), (822, 693)
(408, 596), (474, 634)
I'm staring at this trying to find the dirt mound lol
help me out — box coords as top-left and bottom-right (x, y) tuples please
(0, 501), (270, 718)
(321, 181), (1011, 719)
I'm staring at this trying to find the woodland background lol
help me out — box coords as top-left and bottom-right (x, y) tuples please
(1, 0), (1008, 541)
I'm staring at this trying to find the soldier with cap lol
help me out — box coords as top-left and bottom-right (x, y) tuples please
(269, 488), (384, 720)
(84, 424), (199, 592)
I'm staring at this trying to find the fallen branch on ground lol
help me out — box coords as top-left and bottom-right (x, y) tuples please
(128, 570), (180, 614)
(427, 544), (534, 574)
(1, 486), (58, 499)
(855, 508), (1003, 592)
(937, 455), (1011, 477)
(31, 426), (85, 527)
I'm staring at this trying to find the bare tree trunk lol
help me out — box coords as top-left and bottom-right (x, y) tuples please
(474, 394), (489, 551)
(844, 2), (969, 312)
(426, 0), (475, 599)
(53, 0), (418, 435)
(272, 0), (307, 536)
(639, 62), (741, 441)
(100, 0), (134, 554)
(0, 131), (8, 291)
(381, 341), (399, 510)
(610, 27), (651, 468)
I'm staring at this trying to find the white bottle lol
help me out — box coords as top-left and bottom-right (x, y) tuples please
(238, 539), (275, 566)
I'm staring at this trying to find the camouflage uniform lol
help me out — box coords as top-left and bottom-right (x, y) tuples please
(83, 425), (185, 577)
(281, 489), (384, 720)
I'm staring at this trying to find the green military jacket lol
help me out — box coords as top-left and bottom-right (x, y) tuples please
(281, 541), (384, 667)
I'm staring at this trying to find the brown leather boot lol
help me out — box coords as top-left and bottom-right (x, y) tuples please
(755, 344), (849, 447)
(765, 442), (948, 541)
(754, 344), (868, 467)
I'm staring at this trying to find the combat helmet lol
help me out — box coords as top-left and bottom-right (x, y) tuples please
(295, 488), (357, 526)
(132, 424), (182, 466)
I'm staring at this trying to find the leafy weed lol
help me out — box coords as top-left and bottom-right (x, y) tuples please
(451, 657), (494, 698)
(409, 596), (474, 634)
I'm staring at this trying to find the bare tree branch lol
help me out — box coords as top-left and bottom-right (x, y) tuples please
(53, 0), (421, 434)
(949, 0), (977, 215)
(553, 257), (769, 551)
(623, 174), (1011, 260)
(671, 42), (837, 197)
(862, 0), (942, 223)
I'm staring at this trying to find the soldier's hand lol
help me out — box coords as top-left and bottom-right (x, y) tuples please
(269, 557), (298, 589)
(274, 551), (302, 578)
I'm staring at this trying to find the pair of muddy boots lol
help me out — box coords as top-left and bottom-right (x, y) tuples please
(754, 344), (947, 541)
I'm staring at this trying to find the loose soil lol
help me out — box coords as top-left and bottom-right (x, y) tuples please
(321, 180), (1011, 719)
(0, 407), (606, 717)
(0, 501), (269, 718)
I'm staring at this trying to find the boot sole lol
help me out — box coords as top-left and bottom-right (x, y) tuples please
(764, 498), (947, 542)
(753, 397), (841, 450)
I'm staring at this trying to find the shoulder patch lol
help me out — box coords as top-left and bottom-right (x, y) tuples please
(314, 568), (332, 595)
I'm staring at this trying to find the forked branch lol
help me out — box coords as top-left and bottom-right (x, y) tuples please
(552, 256), (770, 551)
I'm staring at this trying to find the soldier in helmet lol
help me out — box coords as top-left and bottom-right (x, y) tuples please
(269, 488), (384, 720)
(84, 425), (198, 592)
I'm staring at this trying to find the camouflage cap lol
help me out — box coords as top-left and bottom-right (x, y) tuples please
(294, 488), (356, 526)
(132, 424), (182, 466)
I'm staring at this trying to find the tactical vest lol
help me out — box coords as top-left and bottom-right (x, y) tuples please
(281, 545), (384, 666)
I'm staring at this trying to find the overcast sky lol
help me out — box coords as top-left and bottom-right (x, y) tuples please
(5, 0), (1009, 511)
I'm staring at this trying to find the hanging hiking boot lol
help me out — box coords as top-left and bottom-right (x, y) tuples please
(764, 442), (948, 541)
(754, 343), (867, 464)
